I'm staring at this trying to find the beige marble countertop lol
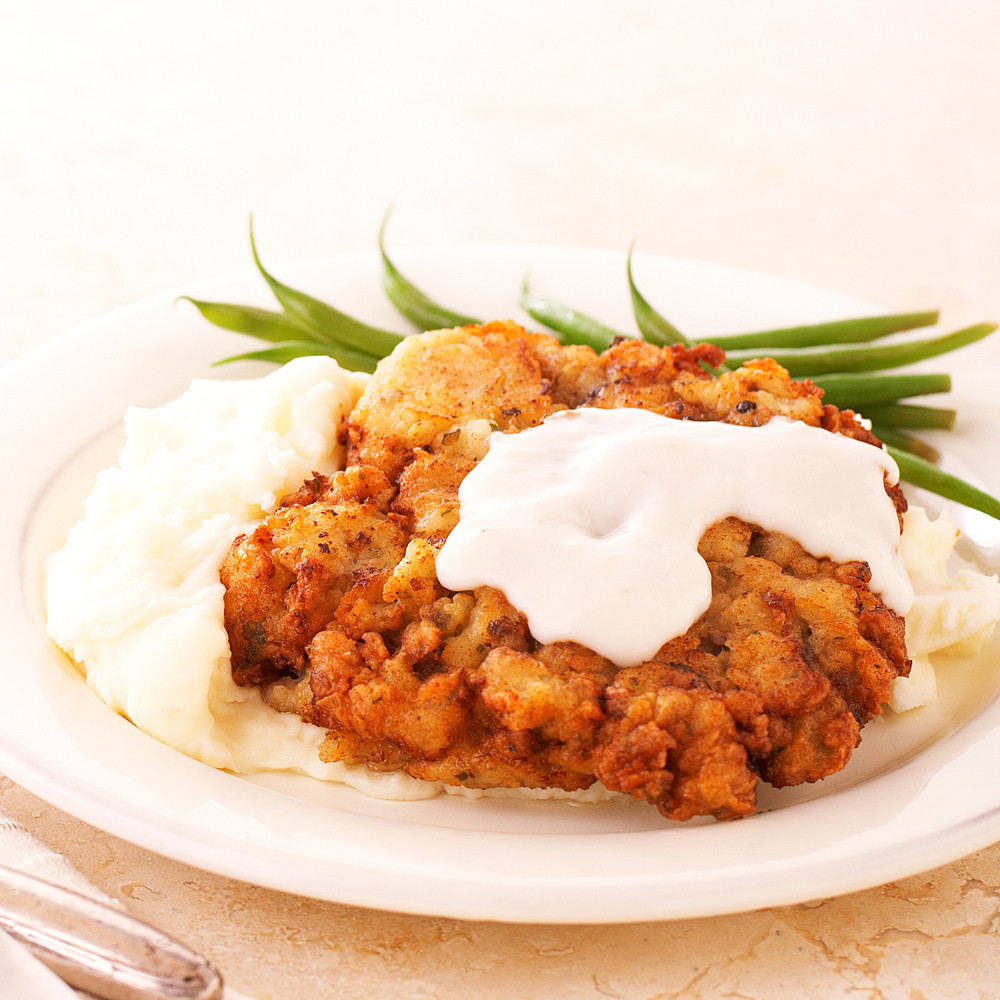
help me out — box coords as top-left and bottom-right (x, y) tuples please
(3, 2), (1000, 997)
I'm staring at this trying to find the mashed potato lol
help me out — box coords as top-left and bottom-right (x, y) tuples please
(892, 506), (1000, 711)
(44, 357), (437, 800)
(44, 357), (1000, 797)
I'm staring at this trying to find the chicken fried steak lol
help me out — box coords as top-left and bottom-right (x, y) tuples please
(222, 321), (910, 822)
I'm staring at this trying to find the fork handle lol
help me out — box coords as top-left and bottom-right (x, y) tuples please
(0, 862), (223, 1000)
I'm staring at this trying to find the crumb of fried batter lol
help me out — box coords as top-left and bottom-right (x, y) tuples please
(222, 322), (910, 823)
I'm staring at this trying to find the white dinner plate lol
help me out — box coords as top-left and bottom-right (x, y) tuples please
(4, 245), (1000, 924)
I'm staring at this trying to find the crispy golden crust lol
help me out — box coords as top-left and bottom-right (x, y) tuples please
(347, 322), (558, 480)
(222, 322), (910, 822)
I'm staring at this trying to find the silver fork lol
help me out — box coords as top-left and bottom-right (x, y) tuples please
(0, 862), (223, 1000)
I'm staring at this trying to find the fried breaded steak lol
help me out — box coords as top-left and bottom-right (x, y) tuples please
(221, 321), (910, 822)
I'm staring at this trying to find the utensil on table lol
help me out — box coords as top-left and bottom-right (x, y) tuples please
(0, 862), (223, 999)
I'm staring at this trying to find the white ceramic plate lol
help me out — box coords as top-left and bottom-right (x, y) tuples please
(4, 246), (1000, 924)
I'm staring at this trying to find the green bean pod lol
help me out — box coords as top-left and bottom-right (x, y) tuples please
(861, 402), (956, 431)
(811, 372), (952, 408)
(723, 322), (996, 376)
(214, 339), (381, 372)
(379, 213), (480, 330)
(519, 279), (627, 351)
(889, 447), (1000, 520)
(179, 298), (307, 344)
(626, 245), (689, 347)
(249, 219), (404, 357)
(709, 310), (940, 350)
(872, 425), (940, 464)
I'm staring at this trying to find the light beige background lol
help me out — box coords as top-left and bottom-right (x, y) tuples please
(3, 2), (1000, 997)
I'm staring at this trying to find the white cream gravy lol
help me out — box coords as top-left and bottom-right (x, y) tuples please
(435, 408), (913, 667)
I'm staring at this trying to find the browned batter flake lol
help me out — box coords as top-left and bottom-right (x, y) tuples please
(221, 321), (910, 822)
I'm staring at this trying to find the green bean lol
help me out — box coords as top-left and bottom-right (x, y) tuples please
(624, 243), (938, 349)
(378, 212), (480, 330)
(709, 310), (940, 350)
(872, 426), (940, 464)
(812, 372), (951, 407)
(723, 321), (996, 376)
(861, 402), (956, 431)
(179, 298), (307, 344)
(249, 218), (404, 357)
(626, 244), (690, 347)
(519, 278), (627, 350)
(214, 339), (381, 372)
(889, 447), (1000, 520)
